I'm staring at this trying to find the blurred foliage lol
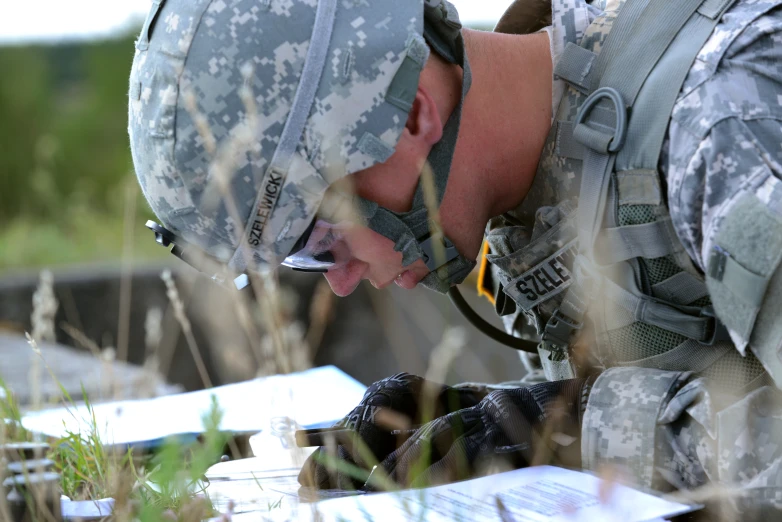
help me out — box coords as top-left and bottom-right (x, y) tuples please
(0, 25), (495, 272)
(0, 32), (163, 271)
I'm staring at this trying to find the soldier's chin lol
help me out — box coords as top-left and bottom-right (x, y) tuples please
(394, 270), (419, 290)
(323, 261), (365, 297)
(327, 278), (361, 297)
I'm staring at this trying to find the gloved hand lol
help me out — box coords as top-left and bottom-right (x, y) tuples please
(373, 378), (593, 490)
(298, 373), (485, 491)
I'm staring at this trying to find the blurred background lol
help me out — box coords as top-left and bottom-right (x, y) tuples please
(0, 0), (523, 405)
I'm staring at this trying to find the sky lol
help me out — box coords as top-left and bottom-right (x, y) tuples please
(0, 0), (511, 44)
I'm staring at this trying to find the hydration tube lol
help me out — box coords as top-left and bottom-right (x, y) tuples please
(448, 287), (539, 353)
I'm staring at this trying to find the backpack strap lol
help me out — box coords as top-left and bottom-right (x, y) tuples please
(539, 0), (737, 380)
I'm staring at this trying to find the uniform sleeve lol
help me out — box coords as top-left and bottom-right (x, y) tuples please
(582, 367), (782, 513)
(581, 6), (782, 514)
(666, 7), (782, 383)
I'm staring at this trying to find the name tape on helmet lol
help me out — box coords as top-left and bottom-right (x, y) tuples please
(506, 240), (578, 312)
(248, 168), (285, 247)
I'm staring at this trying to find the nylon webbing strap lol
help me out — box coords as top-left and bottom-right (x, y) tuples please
(602, 277), (720, 343)
(587, 0), (652, 93)
(362, 1), (473, 286)
(230, 0), (337, 271)
(386, 34), (430, 113)
(594, 218), (679, 265)
(573, 94), (624, 262)
(598, 0), (705, 106)
(616, 0), (738, 172)
(555, 121), (585, 160)
(652, 272), (710, 305)
(554, 43), (597, 93)
(557, 101), (625, 161)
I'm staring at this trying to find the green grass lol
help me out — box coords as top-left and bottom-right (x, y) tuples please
(49, 386), (128, 501)
(130, 395), (227, 520)
(2, 365), (228, 520)
(0, 210), (165, 271)
(0, 376), (33, 442)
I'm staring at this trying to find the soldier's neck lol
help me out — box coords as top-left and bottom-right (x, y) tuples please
(454, 29), (553, 218)
(421, 29), (553, 263)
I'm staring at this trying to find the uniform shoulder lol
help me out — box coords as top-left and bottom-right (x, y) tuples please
(671, 3), (782, 139)
(665, 4), (782, 269)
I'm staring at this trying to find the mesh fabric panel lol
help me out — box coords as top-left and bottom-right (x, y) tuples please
(608, 205), (766, 388)
(699, 349), (767, 393)
(607, 322), (688, 361)
(617, 204), (656, 225)
(617, 205), (681, 285)
(609, 204), (689, 362)
(690, 296), (712, 308)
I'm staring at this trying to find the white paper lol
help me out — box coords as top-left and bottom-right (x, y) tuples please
(22, 366), (366, 446)
(60, 497), (114, 519)
(275, 466), (694, 522)
(206, 453), (316, 517)
(206, 452), (315, 482)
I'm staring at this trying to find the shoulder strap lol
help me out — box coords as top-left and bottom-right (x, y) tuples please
(539, 0), (736, 380)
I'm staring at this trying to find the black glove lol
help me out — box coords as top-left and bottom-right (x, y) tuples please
(298, 373), (485, 491)
(374, 378), (592, 490)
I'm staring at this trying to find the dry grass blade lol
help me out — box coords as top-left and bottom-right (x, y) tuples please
(666, 482), (742, 521)
(422, 327), (467, 419)
(419, 160), (447, 269)
(161, 270), (213, 390)
(116, 180), (138, 372)
(160, 271), (245, 461)
(60, 322), (102, 359)
(31, 270), (58, 345)
(365, 288), (427, 374)
(182, 83), (294, 378)
(305, 279), (336, 361)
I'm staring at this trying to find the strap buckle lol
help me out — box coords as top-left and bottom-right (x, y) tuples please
(573, 87), (628, 153)
(419, 231), (461, 271)
(542, 308), (583, 349)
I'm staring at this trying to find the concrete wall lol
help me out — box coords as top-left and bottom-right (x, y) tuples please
(0, 263), (523, 391)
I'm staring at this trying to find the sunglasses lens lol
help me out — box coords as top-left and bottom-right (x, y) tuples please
(282, 219), (342, 271)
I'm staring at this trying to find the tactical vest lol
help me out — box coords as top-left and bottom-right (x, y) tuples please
(485, 0), (769, 393)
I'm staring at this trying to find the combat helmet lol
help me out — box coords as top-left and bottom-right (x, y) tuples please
(129, 0), (475, 293)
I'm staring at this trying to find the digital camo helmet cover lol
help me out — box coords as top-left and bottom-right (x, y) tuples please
(129, 0), (433, 272)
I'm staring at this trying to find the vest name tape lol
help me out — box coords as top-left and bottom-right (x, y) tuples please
(508, 240), (578, 312)
(248, 168), (285, 247)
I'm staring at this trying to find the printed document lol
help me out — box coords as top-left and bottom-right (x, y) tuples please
(224, 465), (695, 522)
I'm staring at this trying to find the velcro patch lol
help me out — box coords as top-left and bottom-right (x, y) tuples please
(504, 240), (578, 312)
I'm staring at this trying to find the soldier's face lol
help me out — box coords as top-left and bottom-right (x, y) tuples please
(320, 223), (431, 297)
(322, 85), (445, 296)
(321, 153), (433, 297)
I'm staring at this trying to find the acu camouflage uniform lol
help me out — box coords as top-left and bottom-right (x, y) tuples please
(485, 0), (782, 511)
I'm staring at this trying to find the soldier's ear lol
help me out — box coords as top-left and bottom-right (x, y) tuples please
(404, 85), (444, 147)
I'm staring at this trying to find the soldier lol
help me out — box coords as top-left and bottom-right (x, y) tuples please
(129, 0), (782, 514)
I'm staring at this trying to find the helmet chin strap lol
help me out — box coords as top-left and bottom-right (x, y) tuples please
(359, 1), (477, 294)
